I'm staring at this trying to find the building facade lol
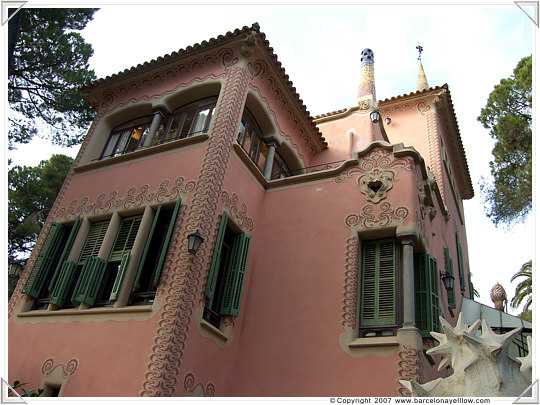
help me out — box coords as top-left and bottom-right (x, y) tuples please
(8, 24), (475, 397)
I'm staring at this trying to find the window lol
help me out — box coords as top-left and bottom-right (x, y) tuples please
(414, 254), (441, 337)
(130, 199), (181, 305)
(444, 247), (456, 308)
(24, 199), (181, 311)
(23, 219), (81, 309)
(101, 116), (153, 159)
(359, 238), (397, 337)
(236, 110), (292, 179)
(153, 97), (217, 146)
(53, 219), (110, 308)
(203, 212), (252, 328)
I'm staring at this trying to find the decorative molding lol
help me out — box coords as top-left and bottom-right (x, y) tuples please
(335, 147), (414, 203)
(183, 372), (215, 397)
(341, 236), (359, 329)
(345, 202), (410, 230)
(140, 65), (250, 396)
(41, 357), (79, 379)
(396, 345), (421, 396)
(249, 59), (319, 157)
(221, 191), (254, 233)
(247, 83), (307, 167)
(55, 176), (196, 221)
(101, 48), (237, 111)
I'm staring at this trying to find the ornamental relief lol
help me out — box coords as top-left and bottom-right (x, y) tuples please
(100, 48), (238, 111)
(249, 59), (320, 157)
(335, 147), (414, 203)
(345, 202), (410, 230)
(54, 176), (196, 221)
(220, 190), (254, 232)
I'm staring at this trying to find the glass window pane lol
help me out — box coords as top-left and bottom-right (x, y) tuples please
(113, 130), (131, 156)
(179, 110), (197, 138)
(126, 125), (146, 151)
(191, 107), (212, 135)
(102, 132), (120, 158)
(258, 142), (268, 173)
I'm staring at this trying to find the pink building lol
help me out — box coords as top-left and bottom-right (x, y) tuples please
(8, 24), (476, 397)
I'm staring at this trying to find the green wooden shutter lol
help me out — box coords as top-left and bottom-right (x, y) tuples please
(415, 254), (441, 337)
(220, 233), (251, 316)
(361, 239), (396, 326)
(414, 254), (429, 335)
(22, 222), (66, 298)
(444, 247), (456, 308)
(48, 217), (82, 293)
(79, 220), (109, 264)
(133, 205), (162, 292)
(456, 232), (465, 291)
(428, 255), (441, 333)
(109, 252), (130, 301)
(153, 198), (181, 288)
(72, 256), (107, 306)
(205, 211), (229, 299)
(109, 216), (142, 262)
(50, 260), (78, 307)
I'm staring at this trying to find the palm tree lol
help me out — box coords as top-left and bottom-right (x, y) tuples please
(510, 260), (532, 312)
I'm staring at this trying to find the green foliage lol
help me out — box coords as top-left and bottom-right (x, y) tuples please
(10, 381), (44, 397)
(510, 260), (532, 312)
(8, 8), (97, 148)
(8, 154), (73, 261)
(477, 55), (532, 227)
(518, 309), (532, 323)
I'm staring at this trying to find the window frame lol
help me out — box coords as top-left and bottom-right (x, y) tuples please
(358, 238), (401, 338)
(100, 116), (154, 159)
(155, 97), (217, 146)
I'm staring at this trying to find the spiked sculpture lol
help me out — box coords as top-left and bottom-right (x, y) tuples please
(400, 313), (532, 397)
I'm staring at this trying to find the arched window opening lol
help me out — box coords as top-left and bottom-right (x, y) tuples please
(154, 97), (218, 146)
(99, 97), (218, 160)
(237, 109), (293, 180)
(101, 116), (154, 159)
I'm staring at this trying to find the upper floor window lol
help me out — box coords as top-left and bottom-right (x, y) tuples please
(236, 109), (292, 180)
(101, 116), (153, 159)
(99, 97), (218, 160)
(155, 97), (217, 146)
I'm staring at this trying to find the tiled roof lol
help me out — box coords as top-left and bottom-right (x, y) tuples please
(80, 23), (327, 150)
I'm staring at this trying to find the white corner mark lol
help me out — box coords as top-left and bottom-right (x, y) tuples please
(515, 1), (540, 27)
(514, 379), (540, 404)
(1, 1), (26, 26)
(0, 378), (26, 404)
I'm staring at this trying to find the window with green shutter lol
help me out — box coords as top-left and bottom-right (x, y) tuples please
(78, 220), (110, 264)
(203, 212), (252, 327)
(23, 222), (67, 305)
(414, 253), (441, 337)
(360, 239), (397, 332)
(444, 247), (456, 309)
(129, 199), (181, 306)
(91, 215), (142, 306)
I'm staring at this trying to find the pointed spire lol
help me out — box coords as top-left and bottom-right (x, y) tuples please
(417, 61), (429, 91)
(416, 43), (429, 91)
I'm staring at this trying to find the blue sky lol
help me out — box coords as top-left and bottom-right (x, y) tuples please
(5, 1), (536, 315)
